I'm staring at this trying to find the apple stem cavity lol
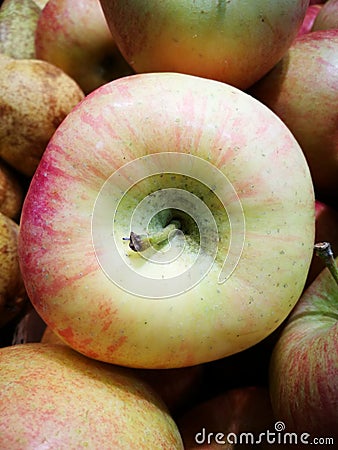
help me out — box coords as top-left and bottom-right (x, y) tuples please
(125, 220), (181, 252)
(314, 241), (338, 286)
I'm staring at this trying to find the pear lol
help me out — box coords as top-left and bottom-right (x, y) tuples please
(0, 56), (84, 176)
(0, 212), (27, 328)
(0, 160), (24, 220)
(0, 0), (41, 59)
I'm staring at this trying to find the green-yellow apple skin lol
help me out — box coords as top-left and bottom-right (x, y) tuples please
(35, 0), (133, 94)
(0, 343), (184, 449)
(99, 0), (309, 90)
(18, 72), (315, 368)
(249, 30), (338, 202)
(269, 259), (338, 437)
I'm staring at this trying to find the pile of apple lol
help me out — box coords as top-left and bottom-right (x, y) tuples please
(0, 0), (337, 448)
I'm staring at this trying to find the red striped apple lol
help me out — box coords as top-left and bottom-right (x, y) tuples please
(18, 72), (315, 369)
(296, 4), (322, 36)
(35, 0), (133, 94)
(99, 0), (309, 89)
(41, 326), (205, 414)
(0, 343), (184, 449)
(269, 253), (338, 438)
(249, 30), (338, 203)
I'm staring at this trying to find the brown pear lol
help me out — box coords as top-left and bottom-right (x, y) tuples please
(0, 57), (84, 176)
(0, 0), (41, 59)
(0, 212), (27, 328)
(0, 160), (24, 220)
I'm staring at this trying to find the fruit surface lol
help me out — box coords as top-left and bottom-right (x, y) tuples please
(0, 57), (84, 176)
(35, 0), (133, 93)
(99, 0), (309, 89)
(250, 30), (338, 202)
(18, 72), (315, 368)
(269, 259), (338, 437)
(0, 343), (184, 449)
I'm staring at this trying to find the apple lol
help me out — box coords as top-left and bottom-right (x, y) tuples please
(35, 0), (134, 94)
(0, 343), (184, 449)
(269, 252), (338, 438)
(249, 30), (338, 203)
(305, 200), (338, 287)
(296, 4), (322, 36)
(18, 72), (315, 369)
(312, 0), (338, 31)
(0, 55), (84, 177)
(0, 160), (24, 220)
(177, 386), (276, 449)
(11, 303), (47, 345)
(41, 325), (64, 345)
(99, 0), (309, 90)
(0, 212), (27, 329)
(202, 327), (282, 398)
(40, 325), (204, 414)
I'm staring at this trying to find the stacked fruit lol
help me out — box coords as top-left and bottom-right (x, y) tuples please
(0, 0), (337, 448)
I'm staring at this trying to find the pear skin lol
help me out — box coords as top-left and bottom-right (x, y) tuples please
(0, 57), (84, 176)
(0, 212), (27, 328)
(0, 0), (41, 59)
(0, 160), (24, 220)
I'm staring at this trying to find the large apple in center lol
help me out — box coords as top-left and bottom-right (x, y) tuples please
(99, 0), (309, 89)
(18, 72), (315, 368)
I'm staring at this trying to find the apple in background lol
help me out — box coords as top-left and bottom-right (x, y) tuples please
(99, 0), (309, 90)
(296, 4), (322, 36)
(135, 365), (205, 416)
(312, 0), (338, 31)
(0, 55), (84, 177)
(11, 304), (47, 345)
(0, 160), (24, 220)
(177, 386), (276, 449)
(269, 256), (338, 438)
(0, 0), (41, 59)
(0, 212), (27, 329)
(201, 327), (282, 401)
(249, 30), (338, 203)
(18, 72), (315, 369)
(305, 200), (338, 287)
(0, 343), (184, 449)
(41, 325), (64, 345)
(35, 0), (134, 94)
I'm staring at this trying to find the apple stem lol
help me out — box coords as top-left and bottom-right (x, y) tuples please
(314, 242), (338, 286)
(125, 220), (181, 252)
